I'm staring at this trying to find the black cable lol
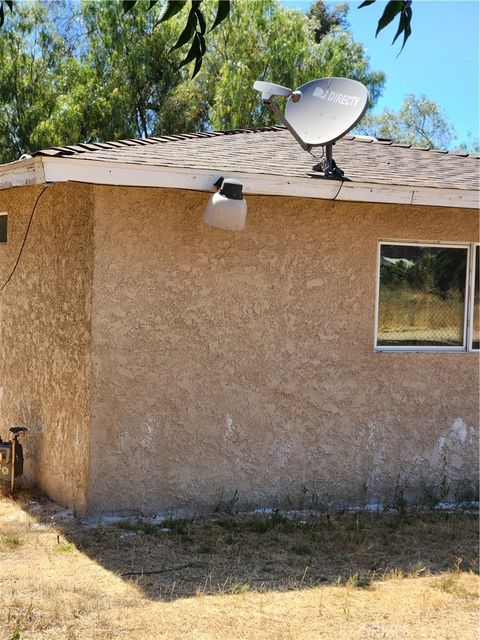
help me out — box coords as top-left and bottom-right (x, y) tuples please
(0, 185), (49, 293)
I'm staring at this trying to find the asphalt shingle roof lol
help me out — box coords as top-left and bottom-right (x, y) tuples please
(33, 127), (480, 191)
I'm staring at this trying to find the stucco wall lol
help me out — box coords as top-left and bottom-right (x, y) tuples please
(87, 186), (479, 515)
(0, 183), (93, 511)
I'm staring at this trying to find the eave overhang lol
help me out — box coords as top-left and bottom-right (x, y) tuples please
(0, 155), (478, 209)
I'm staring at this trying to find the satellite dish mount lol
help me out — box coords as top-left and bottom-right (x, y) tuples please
(254, 78), (370, 179)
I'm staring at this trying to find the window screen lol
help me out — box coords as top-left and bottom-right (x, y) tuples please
(377, 244), (468, 348)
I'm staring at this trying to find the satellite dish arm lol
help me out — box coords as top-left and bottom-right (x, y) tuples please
(263, 98), (311, 152)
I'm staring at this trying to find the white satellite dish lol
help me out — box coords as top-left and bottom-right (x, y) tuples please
(254, 77), (369, 178)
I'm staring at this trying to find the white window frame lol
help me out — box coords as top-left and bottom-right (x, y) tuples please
(374, 240), (476, 353)
(467, 243), (479, 352)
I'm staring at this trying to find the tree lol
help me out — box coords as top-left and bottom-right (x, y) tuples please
(0, 1), (81, 163)
(306, 1), (349, 43)
(191, 0), (384, 131)
(0, 0), (385, 158)
(79, 0), (187, 139)
(0, 0), (414, 73)
(355, 94), (457, 149)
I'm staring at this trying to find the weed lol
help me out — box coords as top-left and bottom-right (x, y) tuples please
(3, 536), (23, 547)
(245, 517), (273, 534)
(439, 470), (450, 503)
(162, 518), (194, 536)
(216, 517), (238, 531)
(291, 544), (311, 556)
(437, 571), (460, 593)
(454, 479), (478, 503)
(116, 520), (159, 536)
(408, 561), (427, 578)
(198, 542), (214, 554)
(213, 489), (240, 515)
(392, 474), (408, 512)
(56, 544), (75, 553)
(361, 481), (369, 508)
(383, 567), (404, 580)
(346, 574), (358, 588)
(384, 514), (405, 533)
(300, 485), (321, 510)
(139, 523), (158, 535)
(230, 582), (250, 594)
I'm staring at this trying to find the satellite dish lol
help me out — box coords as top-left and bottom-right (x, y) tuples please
(285, 78), (369, 147)
(254, 77), (369, 178)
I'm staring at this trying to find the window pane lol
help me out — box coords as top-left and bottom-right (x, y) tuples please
(473, 246), (479, 350)
(377, 245), (468, 347)
(0, 215), (6, 243)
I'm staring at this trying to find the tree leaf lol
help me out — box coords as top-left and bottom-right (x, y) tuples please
(159, 0), (186, 22)
(191, 53), (203, 79)
(358, 1), (376, 7)
(148, 0), (159, 8)
(392, 4), (412, 54)
(123, 1), (137, 13)
(170, 6), (197, 51)
(197, 32), (206, 55)
(375, 0), (402, 37)
(209, 0), (230, 32)
(178, 33), (200, 67)
(195, 7), (206, 35)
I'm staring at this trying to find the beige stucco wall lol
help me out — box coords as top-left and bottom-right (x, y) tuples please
(87, 186), (479, 515)
(0, 183), (93, 511)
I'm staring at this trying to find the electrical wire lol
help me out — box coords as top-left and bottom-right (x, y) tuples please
(0, 184), (49, 293)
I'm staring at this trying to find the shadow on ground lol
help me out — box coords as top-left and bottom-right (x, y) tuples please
(7, 490), (479, 602)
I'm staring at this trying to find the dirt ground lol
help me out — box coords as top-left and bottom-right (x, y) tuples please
(1, 492), (478, 639)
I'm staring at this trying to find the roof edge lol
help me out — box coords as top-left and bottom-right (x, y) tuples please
(0, 156), (478, 209)
(29, 127), (480, 159)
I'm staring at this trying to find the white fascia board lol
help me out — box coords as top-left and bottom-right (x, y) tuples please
(0, 157), (45, 189)
(337, 181), (414, 205)
(411, 186), (480, 209)
(1, 155), (478, 210)
(42, 156), (343, 199)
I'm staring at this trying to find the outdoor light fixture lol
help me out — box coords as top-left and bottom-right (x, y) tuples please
(203, 177), (247, 231)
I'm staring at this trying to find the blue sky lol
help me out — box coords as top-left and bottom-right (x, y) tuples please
(283, 1), (480, 149)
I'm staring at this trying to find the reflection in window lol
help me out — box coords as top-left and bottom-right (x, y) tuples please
(377, 244), (468, 347)
(473, 246), (479, 350)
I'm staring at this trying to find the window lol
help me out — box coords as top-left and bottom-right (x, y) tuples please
(0, 214), (6, 243)
(470, 245), (479, 351)
(375, 242), (478, 351)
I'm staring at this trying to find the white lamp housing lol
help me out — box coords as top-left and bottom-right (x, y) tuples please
(204, 178), (247, 231)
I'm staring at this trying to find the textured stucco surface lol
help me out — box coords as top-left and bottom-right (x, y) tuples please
(87, 186), (479, 515)
(0, 183), (92, 511)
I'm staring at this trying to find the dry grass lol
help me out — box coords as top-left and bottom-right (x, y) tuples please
(378, 290), (464, 344)
(1, 493), (478, 639)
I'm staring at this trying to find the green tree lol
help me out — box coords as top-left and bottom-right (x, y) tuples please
(0, 1), (80, 162)
(186, 0), (385, 130)
(307, 0), (348, 43)
(356, 94), (457, 149)
(80, 0), (186, 139)
(0, 0), (385, 157)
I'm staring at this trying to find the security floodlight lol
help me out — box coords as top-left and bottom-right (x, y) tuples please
(204, 178), (247, 231)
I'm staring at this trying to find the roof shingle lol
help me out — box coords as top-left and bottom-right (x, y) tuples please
(32, 127), (479, 191)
